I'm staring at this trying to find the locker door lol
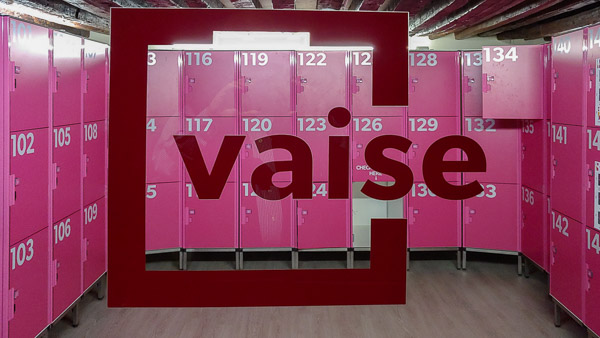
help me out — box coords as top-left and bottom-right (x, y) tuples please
(9, 19), (50, 131)
(241, 51), (292, 116)
(588, 25), (600, 128)
(83, 120), (106, 205)
(9, 128), (49, 245)
(145, 183), (180, 252)
(587, 127), (600, 230)
(183, 116), (237, 183)
(8, 229), (49, 338)
(482, 45), (544, 119)
(352, 116), (405, 182)
(550, 211), (584, 320)
(521, 119), (547, 194)
(297, 183), (350, 249)
(408, 51), (460, 117)
(586, 227), (600, 335)
(462, 51), (483, 117)
(521, 186), (547, 271)
(148, 50), (181, 117)
(463, 118), (519, 184)
(551, 123), (584, 222)
(297, 50), (347, 117)
(52, 212), (81, 320)
(351, 50), (405, 117)
(241, 116), (293, 182)
(83, 198), (106, 289)
(408, 182), (461, 248)
(146, 116), (180, 183)
(184, 51), (235, 117)
(463, 183), (519, 251)
(53, 124), (81, 222)
(83, 40), (108, 123)
(53, 32), (82, 127)
(551, 30), (586, 127)
(240, 182), (294, 248)
(408, 116), (460, 182)
(297, 117), (349, 182)
(184, 182), (237, 249)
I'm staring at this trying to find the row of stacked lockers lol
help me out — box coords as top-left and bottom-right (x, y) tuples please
(0, 18), (108, 338)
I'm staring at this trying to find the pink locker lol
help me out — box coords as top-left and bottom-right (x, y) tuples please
(550, 210), (584, 320)
(586, 227), (600, 335)
(8, 19), (50, 131)
(521, 119), (547, 194)
(588, 25), (600, 128)
(83, 120), (106, 205)
(351, 49), (405, 117)
(52, 124), (81, 222)
(408, 51), (460, 117)
(463, 183), (519, 252)
(83, 198), (106, 289)
(462, 51), (483, 117)
(83, 40), (108, 123)
(146, 116), (180, 183)
(297, 182), (350, 249)
(52, 212), (81, 320)
(463, 118), (520, 184)
(183, 116), (237, 183)
(145, 183), (180, 252)
(241, 116), (292, 182)
(297, 117), (349, 182)
(521, 186), (547, 271)
(52, 32), (82, 126)
(297, 50), (347, 117)
(408, 116), (460, 182)
(408, 182), (461, 248)
(552, 123), (585, 223)
(8, 229), (48, 338)
(587, 127), (600, 230)
(241, 51), (292, 116)
(551, 29), (586, 127)
(352, 116), (405, 182)
(148, 50), (181, 117)
(9, 128), (49, 245)
(481, 45), (544, 119)
(240, 181), (294, 248)
(184, 182), (237, 249)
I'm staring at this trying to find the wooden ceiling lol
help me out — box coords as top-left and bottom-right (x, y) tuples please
(1, 0), (600, 40)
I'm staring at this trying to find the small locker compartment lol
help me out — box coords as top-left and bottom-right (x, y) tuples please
(83, 40), (108, 123)
(83, 197), (106, 290)
(145, 183), (181, 252)
(462, 50), (483, 117)
(521, 186), (547, 271)
(148, 50), (181, 117)
(52, 212), (82, 320)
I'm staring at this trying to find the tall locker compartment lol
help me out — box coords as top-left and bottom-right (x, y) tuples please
(82, 40), (108, 291)
(550, 28), (587, 323)
(0, 18), (51, 338)
(51, 32), (83, 321)
(183, 51), (238, 251)
(408, 51), (461, 251)
(296, 50), (350, 250)
(240, 50), (295, 250)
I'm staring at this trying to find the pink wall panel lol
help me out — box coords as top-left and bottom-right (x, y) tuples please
(184, 51), (235, 117)
(83, 41), (108, 123)
(521, 119), (547, 194)
(408, 181), (461, 248)
(184, 182), (237, 249)
(148, 50), (181, 117)
(241, 51), (292, 116)
(521, 186), (547, 271)
(145, 183), (180, 252)
(409, 51), (460, 117)
(83, 120), (106, 205)
(9, 128), (49, 245)
(297, 51), (347, 116)
(52, 32), (82, 127)
(52, 212), (81, 320)
(146, 116), (180, 183)
(83, 198), (106, 290)
(463, 183), (519, 252)
(53, 123), (81, 222)
(482, 45), (544, 119)
(550, 211), (584, 320)
(240, 181), (294, 248)
(462, 51), (483, 117)
(586, 226), (600, 334)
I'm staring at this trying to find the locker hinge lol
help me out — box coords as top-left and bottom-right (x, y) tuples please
(52, 66), (59, 93)
(82, 238), (89, 262)
(7, 288), (15, 321)
(51, 259), (58, 287)
(51, 163), (58, 190)
(9, 61), (16, 92)
(8, 174), (16, 206)
(82, 154), (88, 177)
(82, 70), (88, 94)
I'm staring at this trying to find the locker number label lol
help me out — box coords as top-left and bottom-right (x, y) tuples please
(352, 52), (372, 66)
(10, 21), (32, 42)
(552, 211), (569, 237)
(587, 228), (600, 254)
(521, 187), (534, 206)
(146, 185), (157, 199)
(298, 118), (326, 132)
(84, 123), (98, 141)
(298, 52), (326, 66)
(312, 183), (327, 197)
(11, 132), (34, 156)
(10, 239), (33, 270)
(409, 118), (438, 132)
(411, 183), (436, 198)
(588, 129), (600, 150)
(483, 47), (518, 62)
(409, 53), (437, 67)
(475, 184), (496, 198)
(54, 127), (71, 148)
(464, 52), (482, 67)
(354, 118), (382, 132)
(522, 121), (535, 134)
(552, 125), (567, 144)
(590, 28), (600, 50)
(243, 118), (272, 132)
(186, 118), (213, 132)
(54, 218), (72, 244)
(185, 52), (213, 66)
(242, 52), (268, 66)
(465, 118), (496, 132)
(84, 203), (98, 224)
(147, 52), (156, 66)
(554, 36), (571, 54)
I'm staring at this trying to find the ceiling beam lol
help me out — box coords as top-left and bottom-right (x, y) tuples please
(296, 0), (315, 9)
(359, 0), (385, 11)
(454, 0), (563, 39)
(414, 0), (494, 36)
(0, 4), (91, 37)
(497, 5), (600, 40)
(110, 0), (151, 7)
(481, 0), (598, 37)
(409, 0), (470, 34)
(251, 0), (262, 7)
(379, 0), (400, 11)
(347, 0), (362, 10)
(60, 0), (109, 17)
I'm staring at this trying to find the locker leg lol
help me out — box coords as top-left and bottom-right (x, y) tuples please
(292, 250), (298, 270)
(456, 250), (462, 270)
(523, 257), (530, 278)
(406, 250), (410, 271)
(462, 250), (467, 270)
(517, 254), (523, 276)
(235, 249), (241, 270)
(238, 251), (244, 270)
(347, 249), (354, 269)
(71, 302), (80, 327)
(179, 250), (187, 270)
(554, 301), (562, 327)
(96, 274), (106, 300)
(39, 329), (49, 338)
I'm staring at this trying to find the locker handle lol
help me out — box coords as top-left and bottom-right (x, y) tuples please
(52, 66), (59, 93)
(465, 207), (473, 224)
(82, 238), (89, 262)
(351, 76), (360, 94)
(552, 68), (557, 92)
(463, 76), (472, 93)
(82, 70), (88, 94)
(51, 163), (58, 190)
(82, 154), (89, 177)
(243, 76), (250, 93)
(184, 207), (190, 226)
(241, 207), (248, 225)
(298, 208), (305, 225)
(296, 76), (305, 93)
(51, 259), (58, 287)
(352, 141), (360, 159)
(482, 73), (492, 93)
(8, 288), (15, 321)
(8, 174), (16, 206)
